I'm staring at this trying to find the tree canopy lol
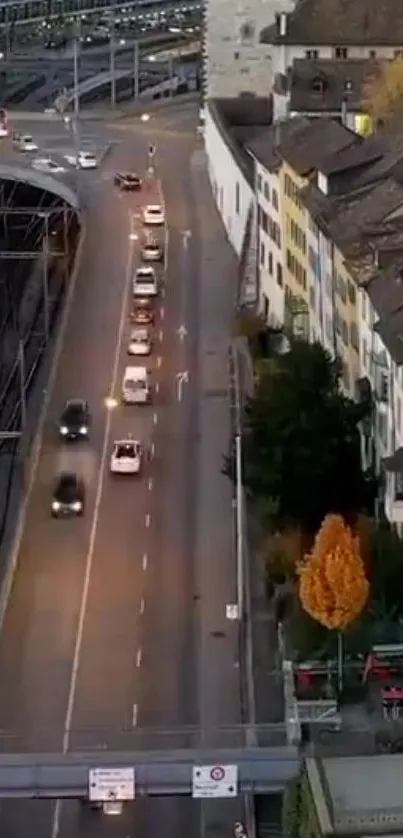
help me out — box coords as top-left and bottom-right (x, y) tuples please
(298, 515), (369, 630)
(229, 340), (373, 533)
(362, 57), (403, 126)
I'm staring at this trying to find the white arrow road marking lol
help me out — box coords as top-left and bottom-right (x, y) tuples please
(177, 324), (188, 343)
(176, 370), (189, 402)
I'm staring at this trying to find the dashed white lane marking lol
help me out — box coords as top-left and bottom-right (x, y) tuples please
(155, 381), (160, 394)
(150, 441), (155, 458)
(142, 552), (148, 571)
(158, 329), (163, 342)
(145, 513), (151, 528)
(136, 647), (142, 668)
(160, 306), (165, 320)
(140, 597), (145, 615)
(157, 356), (162, 369)
(153, 412), (158, 426)
(147, 477), (153, 491)
(132, 703), (138, 728)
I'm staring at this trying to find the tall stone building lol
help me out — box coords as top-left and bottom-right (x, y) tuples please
(203, 0), (293, 99)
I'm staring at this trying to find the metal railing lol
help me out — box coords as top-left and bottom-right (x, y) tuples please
(0, 0), (201, 26)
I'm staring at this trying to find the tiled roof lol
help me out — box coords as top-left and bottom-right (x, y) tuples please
(247, 116), (355, 176)
(260, 0), (403, 46)
(208, 97), (272, 185)
(287, 58), (383, 114)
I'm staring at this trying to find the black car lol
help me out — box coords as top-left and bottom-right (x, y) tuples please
(51, 472), (85, 518)
(59, 399), (90, 440)
(114, 172), (142, 191)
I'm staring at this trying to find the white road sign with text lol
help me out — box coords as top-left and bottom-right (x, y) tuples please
(89, 767), (135, 802)
(192, 764), (238, 798)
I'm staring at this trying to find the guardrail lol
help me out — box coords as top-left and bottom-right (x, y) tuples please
(0, 0), (201, 26)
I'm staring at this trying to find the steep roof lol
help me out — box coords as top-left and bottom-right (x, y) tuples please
(260, 0), (403, 46)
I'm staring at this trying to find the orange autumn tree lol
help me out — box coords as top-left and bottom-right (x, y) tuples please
(298, 515), (369, 630)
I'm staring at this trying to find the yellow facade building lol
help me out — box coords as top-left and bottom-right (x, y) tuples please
(279, 160), (310, 339)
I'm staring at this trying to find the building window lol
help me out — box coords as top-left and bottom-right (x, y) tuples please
(260, 241), (265, 266)
(362, 338), (368, 368)
(335, 47), (348, 58)
(235, 182), (240, 214)
(257, 173), (262, 192)
(309, 285), (315, 311)
(350, 321), (359, 351)
(361, 292), (367, 322)
(262, 294), (269, 321)
(306, 49), (319, 59)
(276, 262), (283, 287)
(341, 318), (349, 345)
(272, 189), (279, 211)
(347, 279), (356, 304)
(263, 182), (270, 201)
(337, 273), (347, 303)
(369, 49), (377, 58)
(268, 250), (273, 275)
(397, 397), (402, 433)
(260, 209), (268, 233)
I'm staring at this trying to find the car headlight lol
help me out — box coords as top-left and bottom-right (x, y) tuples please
(52, 501), (61, 511)
(79, 426), (88, 434)
(60, 426), (68, 435)
(71, 501), (82, 512)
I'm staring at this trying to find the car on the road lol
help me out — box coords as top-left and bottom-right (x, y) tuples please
(132, 266), (158, 297)
(14, 133), (38, 152)
(142, 204), (165, 226)
(51, 472), (85, 517)
(127, 326), (152, 356)
(130, 297), (155, 325)
(141, 238), (163, 262)
(33, 156), (66, 174)
(110, 439), (142, 474)
(59, 399), (90, 440)
(114, 172), (142, 190)
(65, 151), (98, 169)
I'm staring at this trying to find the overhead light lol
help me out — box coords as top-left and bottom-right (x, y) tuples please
(140, 113), (150, 122)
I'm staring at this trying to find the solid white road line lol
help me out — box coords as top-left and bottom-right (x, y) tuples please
(136, 648), (142, 668)
(145, 513), (151, 528)
(0, 216), (87, 635)
(51, 210), (137, 838)
(150, 442), (155, 458)
(157, 356), (162, 369)
(139, 598), (145, 615)
(142, 552), (148, 570)
(132, 703), (138, 728)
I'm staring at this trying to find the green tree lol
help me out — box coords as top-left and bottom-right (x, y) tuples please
(366, 520), (403, 621)
(226, 340), (374, 533)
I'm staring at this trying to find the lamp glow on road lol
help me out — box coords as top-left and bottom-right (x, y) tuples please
(105, 396), (118, 410)
(140, 113), (150, 122)
(147, 54), (156, 62)
(129, 232), (138, 241)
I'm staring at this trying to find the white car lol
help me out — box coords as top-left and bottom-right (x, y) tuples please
(32, 156), (66, 174)
(65, 151), (98, 169)
(132, 266), (158, 297)
(141, 239), (163, 262)
(14, 134), (38, 152)
(110, 439), (142, 474)
(142, 204), (165, 226)
(128, 327), (152, 356)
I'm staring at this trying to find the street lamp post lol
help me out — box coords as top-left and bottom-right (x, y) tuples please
(133, 39), (140, 100)
(109, 13), (116, 108)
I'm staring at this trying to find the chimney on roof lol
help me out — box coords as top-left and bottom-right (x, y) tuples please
(279, 12), (287, 36)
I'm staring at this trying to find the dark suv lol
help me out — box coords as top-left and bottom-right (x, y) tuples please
(59, 399), (90, 440)
(51, 472), (85, 517)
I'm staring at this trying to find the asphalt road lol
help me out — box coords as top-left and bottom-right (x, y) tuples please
(0, 103), (243, 837)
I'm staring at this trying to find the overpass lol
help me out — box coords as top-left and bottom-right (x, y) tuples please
(0, 0), (200, 26)
(0, 746), (299, 798)
(55, 41), (200, 110)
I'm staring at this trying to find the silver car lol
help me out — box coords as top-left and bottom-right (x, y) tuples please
(127, 327), (152, 356)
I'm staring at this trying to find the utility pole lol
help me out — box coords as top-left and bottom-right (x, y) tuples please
(18, 339), (26, 432)
(109, 13), (116, 108)
(133, 39), (139, 100)
(72, 17), (81, 182)
(168, 55), (174, 97)
(43, 215), (50, 344)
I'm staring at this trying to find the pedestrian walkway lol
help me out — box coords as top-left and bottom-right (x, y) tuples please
(191, 147), (284, 729)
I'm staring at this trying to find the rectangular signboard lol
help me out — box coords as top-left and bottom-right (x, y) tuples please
(89, 767), (135, 802)
(192, 764), (238, 798)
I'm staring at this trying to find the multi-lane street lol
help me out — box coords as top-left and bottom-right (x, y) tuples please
(0, 102), (242, 837)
